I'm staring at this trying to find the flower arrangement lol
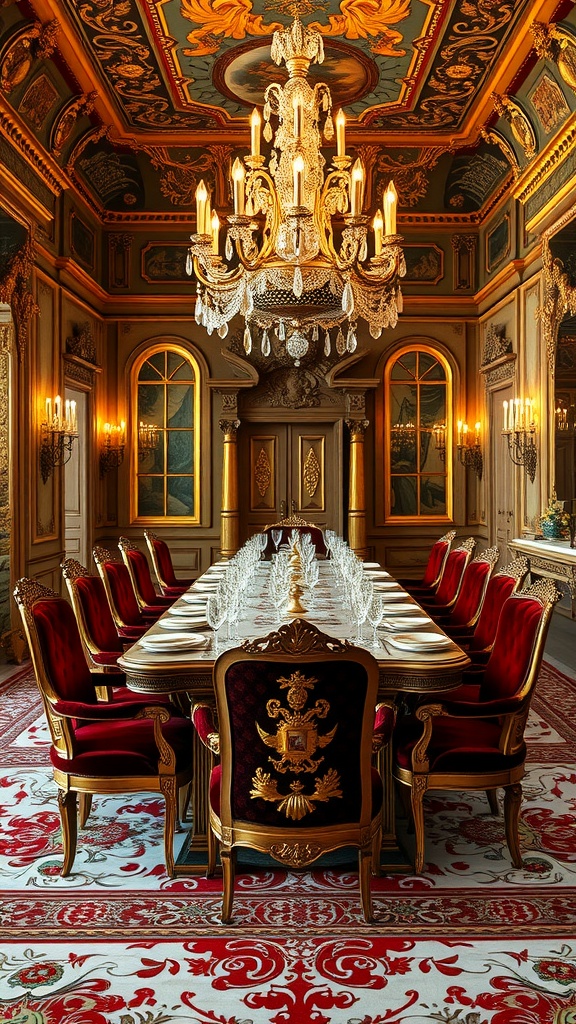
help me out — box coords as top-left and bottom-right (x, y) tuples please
(539, 493), (570, 539)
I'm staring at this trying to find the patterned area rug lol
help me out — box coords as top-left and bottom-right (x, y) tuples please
(1, 661), (576, 1022)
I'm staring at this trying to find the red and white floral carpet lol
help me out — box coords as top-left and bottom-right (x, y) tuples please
(1, 661), (576, 1022)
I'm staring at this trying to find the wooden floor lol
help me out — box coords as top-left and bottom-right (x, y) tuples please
(545, 611), (576, 677)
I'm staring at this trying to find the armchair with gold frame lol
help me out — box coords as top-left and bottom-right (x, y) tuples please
(93, 545), (162, 634)
(191, 619), (391, 924)
(395, 529), (456, 596)
(261, 513), (327, 558)
(118, 537), (174, 615)
(144, 530), (196, 597)
(14, 578), (193, 878)
(393, 579), (560, 874)
(418, 537), (476, 615)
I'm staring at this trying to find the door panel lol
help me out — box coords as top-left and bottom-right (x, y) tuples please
(64, 388), (89, 565)
(491, 383), (516, 557)
(240, 421), (340, 542)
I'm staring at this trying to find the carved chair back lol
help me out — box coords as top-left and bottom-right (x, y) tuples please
(441, 546), (499, 628)
(430, 537), (476, 608)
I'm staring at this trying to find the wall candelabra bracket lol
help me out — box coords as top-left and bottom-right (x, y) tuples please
(457, 443), (483, 479)
(100, 422), (126, 477)
(503, 427), (537, 482)
(40, 397), (78, 484)
(433, 423), (446, 462)
(502, 398), (537, 483)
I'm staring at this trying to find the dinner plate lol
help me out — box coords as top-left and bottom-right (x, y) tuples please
(363, 561), (381, 569)
(181, 594), (208, 605)
(382, 615), (430, 630)
(378, 591), (408, 602)
(191, 582), (219, 592)
(159, 616), (209, 630)
(379, 602), (421, 614)
(373, 581), (402, 590)
(364, 570), (391, 578)
(206, 563), (229, 573)
(168, 602), (209, 616)
(140, 632), (207, 652)
(386, 632), (452, 652)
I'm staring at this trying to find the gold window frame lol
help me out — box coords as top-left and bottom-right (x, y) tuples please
(384, 344), (453, 525)
(130, 343), (201, 525)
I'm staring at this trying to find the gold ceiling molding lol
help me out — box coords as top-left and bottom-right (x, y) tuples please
(480, 127), (520, 179)
(0, 99), (69, 200)
(513, 113), (576, 205)
(492, 93), (537, 159)
(531, 21), (576, 93)
(0, 237), (39, 361)
(538, 232), (576, 372)
(0, 19), (59, 93)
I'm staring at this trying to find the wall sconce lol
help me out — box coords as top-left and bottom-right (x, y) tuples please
(391, 421), (416, 461)
(99, 421), (125, 477)
(457, 420), (483, 480)
(433, 423), (446, 462)
(40, 395), (78, 483)
(502, 397), (537, 483)
(555, 403), (575, 434)
(138, 421), (159, 461)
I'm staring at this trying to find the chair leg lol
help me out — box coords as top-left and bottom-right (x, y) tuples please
(411, 777), (427, 874)
(161, 779), (177, 878)
(503, 781), (523, 868)
(58, 789), (78, 877)
(371, 823), (382, 877)
(359, 847), (374, 923)
(78, 793), (92, 829)
(220, 847), (236, 924)
(207, 823), (217, 878)
(486, 788), (499, 815)
(179, 782), (192, 825)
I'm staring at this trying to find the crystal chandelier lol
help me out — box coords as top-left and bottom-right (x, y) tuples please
(186, 15), (406, 366)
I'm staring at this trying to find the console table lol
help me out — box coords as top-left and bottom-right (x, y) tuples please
(509, 537), (576, 617)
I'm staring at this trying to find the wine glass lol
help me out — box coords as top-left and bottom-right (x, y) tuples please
(351, 576), (373, 644)
(366, 594), (385, 648)
(271, 528), (282, 552)
(257, 532), (268, 560)
(206, 592), (227, 653)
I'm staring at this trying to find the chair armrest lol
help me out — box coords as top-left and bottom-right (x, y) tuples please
(416, 695), (523, 720)
(52, 699), (166, 719)
(192, 702), (220, 755)
(373, 701), (396, 753)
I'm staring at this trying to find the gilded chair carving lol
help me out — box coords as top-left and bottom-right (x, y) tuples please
(14, 578), (193, 878)
(393, 579), (560, 874)
(144, 530), (196, 597)
(191, 618), (389, 924)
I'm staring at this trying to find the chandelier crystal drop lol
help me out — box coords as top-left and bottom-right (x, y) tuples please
(187, 14), (405, 366)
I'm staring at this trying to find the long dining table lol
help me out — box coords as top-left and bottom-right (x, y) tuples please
(118, 559), (470, 873)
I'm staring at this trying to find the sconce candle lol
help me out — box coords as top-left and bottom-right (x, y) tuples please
(335, 109), (346, 158)
(250, 107), (261, 158)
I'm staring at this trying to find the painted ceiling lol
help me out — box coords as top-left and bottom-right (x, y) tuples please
(2, 0), (576, 219)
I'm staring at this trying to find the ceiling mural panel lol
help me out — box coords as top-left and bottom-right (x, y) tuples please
(1, 0), (575, 221)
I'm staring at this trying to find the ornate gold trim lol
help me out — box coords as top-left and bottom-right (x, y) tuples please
(537, 234), (576, 372)
(242, 618), (350, 656)
(513, 114), (576, 205)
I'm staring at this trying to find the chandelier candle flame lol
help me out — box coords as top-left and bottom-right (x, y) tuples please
(186, 15), (405, 366)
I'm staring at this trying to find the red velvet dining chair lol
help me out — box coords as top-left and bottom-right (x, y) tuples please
(418, 537), (476, 615)
(118, 537), (174, 614)
(61, 558), (172, 707)
(261, 515), (327, 558)
(393, 578), (560, 875)
(191, 618), (389, 924)
(445, 556), (530, 662)
(429, 546), (499, 630)
(93, 545), (162, 637)
(14, 577), (194, 878)
(396, 529), (456, 597)
(144, 530), (196, 597)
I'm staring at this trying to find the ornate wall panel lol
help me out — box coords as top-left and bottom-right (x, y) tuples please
(33, 277), (58, 543)
(299, 435), (325, 514)
(250, 436), (275, 513)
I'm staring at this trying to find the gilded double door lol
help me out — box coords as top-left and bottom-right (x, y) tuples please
(239, 420), (343, 541)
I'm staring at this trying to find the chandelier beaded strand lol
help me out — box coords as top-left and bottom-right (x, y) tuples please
(186, 15), (406, 366)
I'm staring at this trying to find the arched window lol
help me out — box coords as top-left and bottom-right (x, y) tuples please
(384, 345), (452, 521)
(131, 344), (200, 523)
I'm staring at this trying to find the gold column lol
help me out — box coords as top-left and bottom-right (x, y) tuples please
(346, 418), (369, 557)
(219, 418), (240, 558)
